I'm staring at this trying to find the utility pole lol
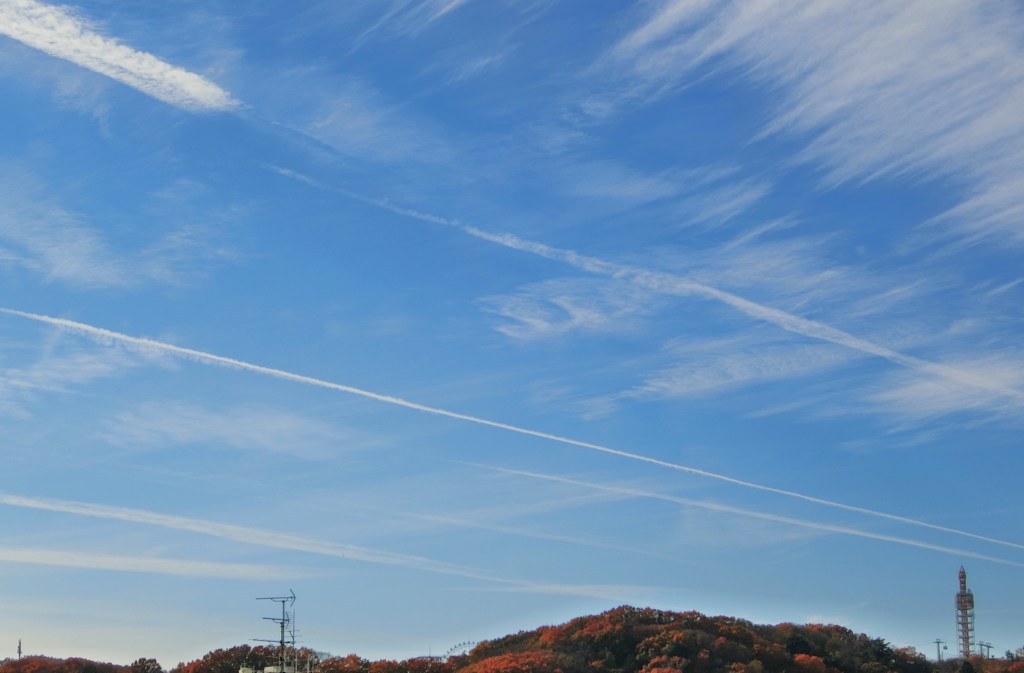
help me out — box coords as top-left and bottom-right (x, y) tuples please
(979, 642), (993, 658)
(17, 640), (21, 660)
(934, 640), (946, 662)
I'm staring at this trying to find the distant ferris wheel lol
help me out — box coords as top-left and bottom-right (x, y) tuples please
(443, 642), (477, 659)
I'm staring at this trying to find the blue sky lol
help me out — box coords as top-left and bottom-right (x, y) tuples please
(1, 0), (1023, 667)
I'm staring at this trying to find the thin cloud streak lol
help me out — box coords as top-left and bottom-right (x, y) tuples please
(2, 307), (1022, 554)
(0, 0), (237, 111)
(0, 491), (676, 600)
(0, 546), (292, 579)
(0, 491), (494, 581)
(474, 464), (1024, 568)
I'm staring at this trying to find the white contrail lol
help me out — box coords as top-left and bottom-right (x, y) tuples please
(0, 0), (237, 111)
(0, 491), (499, 582)
(474, 464), (1024, 568)
(3, 306), (1023, 554)
(265, 165), (1024, 405)
(0, 546), (292, 579)
(459, 227), (1024, 403)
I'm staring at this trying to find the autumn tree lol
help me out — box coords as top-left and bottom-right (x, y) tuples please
(318, 656), (370, 673)
(176, 645), (276, 673)
(131, 660), (164, 673)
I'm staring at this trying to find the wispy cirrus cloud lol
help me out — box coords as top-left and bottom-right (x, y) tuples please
(250, 68), (455, 165)
(0, 0), (237, 111)
(560, 161), (771, 226)
(102, 401), (359, 459)
(352, 0), (477, 47)
(867, 354), (1024, 423)
(0, 169), (131, 288)
(0, 38), (113, 122)
(621, 336), (854, 401)
(0, 347), (142, 419)
(0, 546), (293, 579)
(440, 46), (515, 84)
(0, 168), (235, 289)
(598, 0), (1024, 246)
(480, 277), (661, 341)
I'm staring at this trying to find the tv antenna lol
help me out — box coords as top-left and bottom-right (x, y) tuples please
(256, 590), (296, 673)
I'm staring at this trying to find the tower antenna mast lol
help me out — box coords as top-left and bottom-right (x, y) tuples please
(256, 590), (296, 673)
(955, 567), (975, 658)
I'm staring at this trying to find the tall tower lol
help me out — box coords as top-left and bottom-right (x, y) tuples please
(955, 566), (975, 658)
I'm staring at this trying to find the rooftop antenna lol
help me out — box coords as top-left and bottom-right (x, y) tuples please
(256, 590), (296, 673)
(955, 567), (975, 659)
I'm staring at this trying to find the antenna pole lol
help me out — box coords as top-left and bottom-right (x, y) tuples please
(257, 591), (296, 673)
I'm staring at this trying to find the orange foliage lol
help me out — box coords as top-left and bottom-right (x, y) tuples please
(319, 656), (370, 673)
(640, 655), (687, 673)
(792, 654), (826, 673)
(461, 651), (560, 673)
(538, 628), (564, 648)
(177, 645), (277, 673)
(0, 657), (128, 673)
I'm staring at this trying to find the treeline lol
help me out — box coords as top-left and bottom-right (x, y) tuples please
(0, 656), (162, 673)
(4, 607), (1023, 673)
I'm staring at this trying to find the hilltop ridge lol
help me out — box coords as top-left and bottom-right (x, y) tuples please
(4, 607), (1022, 673)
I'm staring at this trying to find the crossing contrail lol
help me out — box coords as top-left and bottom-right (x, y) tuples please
(265, 165), (1024, 406)
(3, 306), (1023, 555)
(468, 463), (1024, 567)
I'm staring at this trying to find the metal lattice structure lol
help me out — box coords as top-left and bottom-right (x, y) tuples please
(955, 567), (975, 658)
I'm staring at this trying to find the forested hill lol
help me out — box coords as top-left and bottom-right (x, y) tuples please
(3, 607), (1022, 673)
